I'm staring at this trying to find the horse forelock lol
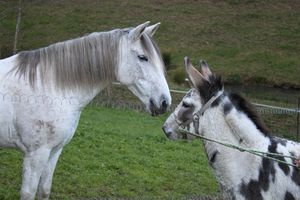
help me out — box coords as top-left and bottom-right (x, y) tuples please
(140, 33), (165, 72)
(13, 29), (126, 91)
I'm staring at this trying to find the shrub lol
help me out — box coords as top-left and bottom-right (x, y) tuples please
(0, 45), (13, 59)
(171, 68), (186, 84)
(162, 52), (176, 70)
(226, 73), (242, 84)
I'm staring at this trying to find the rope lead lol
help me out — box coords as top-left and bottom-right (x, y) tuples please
(178, 128), (299, 168)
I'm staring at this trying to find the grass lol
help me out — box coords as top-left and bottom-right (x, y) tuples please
(1, 0), (300, 88)
(0, 106), (219, 200)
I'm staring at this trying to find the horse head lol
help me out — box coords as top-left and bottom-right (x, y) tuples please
(117, 22), (171, 116)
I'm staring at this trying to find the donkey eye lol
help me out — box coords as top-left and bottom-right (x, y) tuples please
(138, 55), (148, 62)
(182, 102), (191, 108)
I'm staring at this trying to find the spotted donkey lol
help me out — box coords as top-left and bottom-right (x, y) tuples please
(163, 57), (300, 200)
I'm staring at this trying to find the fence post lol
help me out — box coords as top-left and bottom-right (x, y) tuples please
(13, 0), (22, 54)
(297, 97), (300, 141)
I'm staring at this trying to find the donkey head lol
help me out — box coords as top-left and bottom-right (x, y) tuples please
(162, 57), (223, 139)
(117, 22), (171, 116)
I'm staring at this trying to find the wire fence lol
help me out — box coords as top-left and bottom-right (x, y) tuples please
(1, 83), (299, 141)
(91, 84), (300, 141)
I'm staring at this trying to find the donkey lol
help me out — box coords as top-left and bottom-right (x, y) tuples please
(162, 57), (300, 200)
(0, 22), (171, 200)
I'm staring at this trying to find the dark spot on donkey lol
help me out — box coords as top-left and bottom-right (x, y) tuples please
(240, 156), (276, 199)
(285, 191), (296, 200)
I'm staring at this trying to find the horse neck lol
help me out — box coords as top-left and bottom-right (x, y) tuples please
(12, 29), (123, 95)
(66, 82), (111, 109)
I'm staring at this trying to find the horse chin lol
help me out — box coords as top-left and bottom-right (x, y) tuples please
(150, 107), (165, 116)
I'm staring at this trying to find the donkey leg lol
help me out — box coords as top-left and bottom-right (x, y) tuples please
(20, 148), (51, 200)
(37, 148), (62, 200)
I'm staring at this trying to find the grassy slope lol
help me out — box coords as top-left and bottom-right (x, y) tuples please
(0, 106), (218, 200)
(1, 0), (300, 87)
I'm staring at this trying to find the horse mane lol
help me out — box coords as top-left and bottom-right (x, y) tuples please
(228, 92), (270, 136)
(12, 29), (162, 91)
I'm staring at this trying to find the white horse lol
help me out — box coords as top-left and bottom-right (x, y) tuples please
(163, 57), (300, 200)
(0, 21), (171, 200)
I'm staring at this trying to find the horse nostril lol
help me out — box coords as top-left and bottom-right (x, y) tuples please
(161, 100), (168, 109)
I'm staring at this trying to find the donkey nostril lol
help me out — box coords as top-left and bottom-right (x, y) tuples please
(162, 126), (172, 137)
(162, 125), (168, 134)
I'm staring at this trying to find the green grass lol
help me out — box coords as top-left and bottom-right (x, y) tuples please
(0, 106), (219, 200)
(1, 0), (300, 88)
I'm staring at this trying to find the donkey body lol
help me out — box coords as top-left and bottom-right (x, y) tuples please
(163, 57), (300, 200)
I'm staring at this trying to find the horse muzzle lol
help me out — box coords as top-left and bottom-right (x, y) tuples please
(149, 97), (169, 116)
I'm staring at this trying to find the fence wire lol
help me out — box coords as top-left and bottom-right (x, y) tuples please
(0, 89), (299, 114)
(0, 85), (299, 140)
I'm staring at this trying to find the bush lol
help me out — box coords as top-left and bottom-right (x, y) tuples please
(171, 68), (186, 84)
(162, 52), (176, 70)
(0, 45), (13, 59)
(226, 73), (242, 84)
(162, 52), (171, 66)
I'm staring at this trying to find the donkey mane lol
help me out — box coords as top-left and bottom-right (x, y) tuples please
(197, 71), (269, 136)
(197, 74), (223, 104)
(228, 92), (270, 136)
(12, 29), (162, 91)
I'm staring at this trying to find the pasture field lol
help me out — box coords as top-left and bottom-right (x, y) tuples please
(0, 106), (219, 200)
(1, 0), (300, 88)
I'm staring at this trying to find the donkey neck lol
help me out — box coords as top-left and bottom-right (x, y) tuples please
(200, 95), (269, 157)
(200, 108), (244, 189)
(222, 94), (269, 146)
(199, 97), (270, 190)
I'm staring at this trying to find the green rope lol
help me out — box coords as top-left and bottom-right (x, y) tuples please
(178, 128), (299, 168)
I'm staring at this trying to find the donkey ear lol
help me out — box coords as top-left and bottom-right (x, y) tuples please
(200, 60), (212, 80)
(184, 57), (206, 88)
(129, 21), (150, 41)
(144, 22), (160, 37)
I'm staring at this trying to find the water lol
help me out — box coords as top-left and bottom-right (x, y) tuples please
(226, 84), (300, 107)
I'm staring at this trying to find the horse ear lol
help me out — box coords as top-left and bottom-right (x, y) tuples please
(129, 21), (150, 41)
(184, 57), (206, 88)
(200, 60), (212, 80)
(144, 22), (160, 37)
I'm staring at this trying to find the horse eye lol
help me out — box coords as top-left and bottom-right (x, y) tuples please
(138, 55), (148, 62)
(182, 102), (190, 108)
